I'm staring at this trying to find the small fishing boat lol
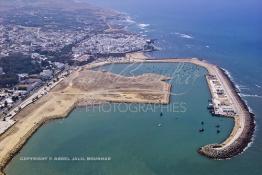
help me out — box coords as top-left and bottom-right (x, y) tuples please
(199, 128), (204, 132)
(157, 123), (162, 127)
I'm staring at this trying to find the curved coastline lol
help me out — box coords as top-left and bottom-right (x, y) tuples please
(127, 57), (255, 159)
(0, 57), (255, 175)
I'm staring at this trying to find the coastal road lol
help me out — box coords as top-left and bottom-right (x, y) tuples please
(0, 70), (69, 135)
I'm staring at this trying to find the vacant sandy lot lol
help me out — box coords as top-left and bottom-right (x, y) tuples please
(0, 67), (170, 173)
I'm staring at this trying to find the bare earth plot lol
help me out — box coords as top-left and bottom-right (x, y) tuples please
(0, 67), (171, 174)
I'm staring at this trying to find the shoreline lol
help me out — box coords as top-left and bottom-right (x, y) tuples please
(0, 57), (255, 174)
(0, 100), (79, 175)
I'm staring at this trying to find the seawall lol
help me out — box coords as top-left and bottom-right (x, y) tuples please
(198, 67), (255, 159)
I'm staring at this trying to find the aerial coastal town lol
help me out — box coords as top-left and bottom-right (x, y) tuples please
(0, 1), (156, 132)
(0, 2), (256, 175)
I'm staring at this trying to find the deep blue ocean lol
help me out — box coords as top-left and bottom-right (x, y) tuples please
(88, 0), (262, 91)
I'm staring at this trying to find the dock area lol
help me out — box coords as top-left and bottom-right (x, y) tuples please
(206, 74), (236, 117)
(199, 66), (254, 159)
(130, 57), (255, 159)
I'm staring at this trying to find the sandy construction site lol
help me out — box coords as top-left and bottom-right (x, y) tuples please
(0, 66), (171, 174)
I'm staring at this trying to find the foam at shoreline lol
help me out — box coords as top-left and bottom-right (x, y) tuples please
(221, 67), (256, 114)
(240, 94), (262, 98)
(138, 23), (150, 29)
(175, 32), (194, 39)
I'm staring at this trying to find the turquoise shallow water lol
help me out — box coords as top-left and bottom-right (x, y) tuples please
(6, 63), (237, 175)
(6, 0), (262, 174)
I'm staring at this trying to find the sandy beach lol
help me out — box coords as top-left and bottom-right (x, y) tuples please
(0, 55), (254, 174)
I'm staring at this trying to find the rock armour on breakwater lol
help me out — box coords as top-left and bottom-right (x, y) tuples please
(136, 58), (255, 159)
(198, 112), (254, 159)
(198, 67), (255, 159)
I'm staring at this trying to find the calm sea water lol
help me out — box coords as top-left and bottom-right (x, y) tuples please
(6, 63), (236, 175)
(6, 0), (262, 174)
